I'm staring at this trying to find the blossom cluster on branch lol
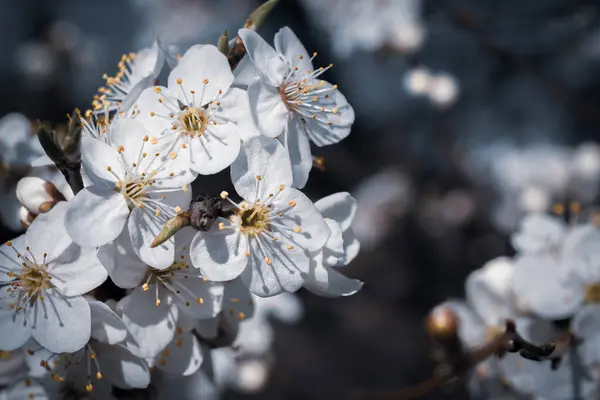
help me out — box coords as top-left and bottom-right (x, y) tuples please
(0, 2), (363, 398)
(424, 208), (600, 400)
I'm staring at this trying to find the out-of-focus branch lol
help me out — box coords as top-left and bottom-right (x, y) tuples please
(355, 307), (561, 400)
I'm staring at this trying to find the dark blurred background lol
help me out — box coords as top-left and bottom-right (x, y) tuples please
(3, 0), (600, 398)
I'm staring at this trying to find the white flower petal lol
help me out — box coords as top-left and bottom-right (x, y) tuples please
(247, 77), (288, 138)
(128, 207), (175, 270)
(321, 219), (344, 267)
(217, 87), (260, 141)
(89, 300), (128, 345)
(97, 227), (148, 289)
(284, 117), (312, 189)
(6, 379), (48, 400)
(274, 26), (313, 73)
(273, 188), (330, 252)
(232, 54), (258, 90)
(301, 82), (354, 146)
(32, 291), (90, 353)
(231, 136), (293, 201)
(172, 278), (224, 320)
(0, 288), (31, 350)
(168, 44), (234, 104)
(130, 86), (172, 135)
(190, 219), (247, 282)
(25, 201), (71, 262)
(465, 257), (515, 326)
(120, 287), (178, 358)
(80, 137), (126, 187)
(339, 229), (360, 266)
(106, 118), (151, 166)
(188, 122), (241, 175)
(572, 304), (600, 366)
(221, 278), (255, 328)
(314, 192), (357, 232)
(511, 255), (579, 319)
(241, 236), (310, 297)
(238, 29), (287, 87)
(154, 330), (203, 376)
(511, 213), (566, 255)
(303, 252), (363, 297)
(95, 342), (151, 389)
(50, 245), (107, 296)
(65, 186), (130, 248)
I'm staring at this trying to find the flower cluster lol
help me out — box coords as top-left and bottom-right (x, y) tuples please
(0, 6), (363, 398)
(429, 208), (600, 399)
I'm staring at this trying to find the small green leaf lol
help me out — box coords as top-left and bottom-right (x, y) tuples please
(245, 0), (279, 31)
(217, 30), (229, 54)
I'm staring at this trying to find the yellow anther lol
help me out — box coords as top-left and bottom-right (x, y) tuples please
(150, 136), (158, 144)
(156, 299), (161, 306)
(293, 226), (302, 233)
(288, 200), (296, 207)
(174, 206), (182, 214)
(169, 152), (177, 159)
(279, 184), (285, 191)
(256, 175), (262, 181)
(96, 372), (103, 380)
(197, 297), (204, 304)
(218, 222), (225, 230)
(238, 312), (246, 320)
(117, 145), (125, 153)
(176, 339), (183, 347)
(265, 257), (272, 265)
(245, 251), (251, 257)
(176, 78), (183, 85)
(287, 245), (294, 250)
(203, 78), (209, 84)
(150, 111), (155, 116)
(220, 191), (229, 199)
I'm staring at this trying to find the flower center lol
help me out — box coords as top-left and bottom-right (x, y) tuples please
(12, 263), (52, 305)
(585, 283), (600, 303)
(115, 175), (155, 209)
(236, 205), (270, 235)
(179, 107), (208, 136)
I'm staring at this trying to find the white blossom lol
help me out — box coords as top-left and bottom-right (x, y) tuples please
(64, 119), (194, 269)
(0, 203), (107, 353)
(239, 27), (355, 188)
(93, 40), (165, 113)
(130, 44), (250, 175)
(190, 136), (330, 297)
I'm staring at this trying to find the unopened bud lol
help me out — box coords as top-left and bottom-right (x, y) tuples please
(426, 305), (459, 341)
(19, 206), (36, 229)
(16, 177), (65, 215)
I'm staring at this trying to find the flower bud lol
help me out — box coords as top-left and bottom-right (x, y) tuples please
(18, 206), (35, 229)
(16, 177), (65, 215)
(426, 305), (459, 342)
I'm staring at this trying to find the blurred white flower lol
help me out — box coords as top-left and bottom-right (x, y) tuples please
(0, 203), (107, 353)
(299, 0), (425, 58)
(352, 169), (414, 249)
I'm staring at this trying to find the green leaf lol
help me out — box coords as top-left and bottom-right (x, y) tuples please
(217, 30), (229, 54)
(245, 0), (279, 31)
